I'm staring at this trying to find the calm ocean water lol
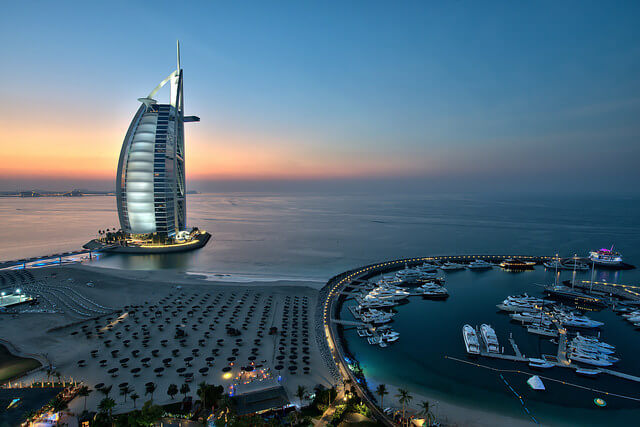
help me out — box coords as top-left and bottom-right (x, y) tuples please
(1, 192), (639, 424)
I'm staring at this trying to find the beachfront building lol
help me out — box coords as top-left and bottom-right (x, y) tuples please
(115, 41), (199, 238)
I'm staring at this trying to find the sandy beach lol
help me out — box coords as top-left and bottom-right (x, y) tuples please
(365, 377), (539, 427)
(1, 264), (333, 415)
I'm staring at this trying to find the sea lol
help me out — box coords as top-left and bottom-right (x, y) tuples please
(1, 192), (639, 425)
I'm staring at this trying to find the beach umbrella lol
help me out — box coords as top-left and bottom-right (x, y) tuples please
(108, 368), (118, 374)
(199, 367), (209, 375)
(276, 355), (285, 361)
(227, 356), (236, 362)
(222, 367), (231, 372)
(131, 368), (141, 376)
(99, 359), (108, 366)
(154, 367), (164, 373)
(118, 382), (128, 389)
(248, 356), (257, 361)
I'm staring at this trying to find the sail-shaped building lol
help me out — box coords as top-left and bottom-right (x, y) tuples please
(116, 41), (199, 238)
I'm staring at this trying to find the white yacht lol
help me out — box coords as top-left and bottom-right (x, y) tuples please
(569, 351), (616, 367)
(395, 265), (423, 283)
(467, 259), (493, 270)
(497, 298), (545, 313)
(358, 298), (396, 309)
(379, 330), (400, 343)
(418, 282), (449, 298)
(573, 334), (615, 350)
(589, 247), (623, 266)
(463, 324), (480, 354)
(510, 311), (548, 323)
(569, 342), (615, 356)
(556, 312), (603, 329)
(480, 324), (499, 353)
(440, 262), (466, 270)
(360, 309), (394, 324)
(543, 258), (588, 271)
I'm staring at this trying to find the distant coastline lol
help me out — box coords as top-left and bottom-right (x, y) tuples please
(0, 189), (200, 198)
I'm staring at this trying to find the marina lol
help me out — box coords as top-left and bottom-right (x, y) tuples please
(323, 251), (640, 426)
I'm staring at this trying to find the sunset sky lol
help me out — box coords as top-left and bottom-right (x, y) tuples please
(1, 1), (639, 192)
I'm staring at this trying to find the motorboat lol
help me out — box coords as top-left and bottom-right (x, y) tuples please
(573, 333), (615, 350)
(556, 312), (603, 329)
(499, 258), (536, 270)
(379, 330), (400, 343)
(510, 311), (548, 323)
(589, 247), (623, 266)
(575, 367), (601, 376)
(497, 299), (546, 313)
(528, 358), (554, 369)
(418, 283), (449, 299)
(480, 324), (499, 353)
(527, 324), (559, 338)
(527, 375), (546, 390)
(440, 262), (466, 270)
(463, 324), (480, 354)
(360, 310), (395, 324)
(467, 259), (493, 270)
(358, 298), (396, 309)
(569, 351), (617, 367)
(395, 265), (423, 283)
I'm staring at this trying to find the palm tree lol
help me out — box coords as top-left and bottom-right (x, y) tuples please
(54, 371), (62, 385)
(131, 392), (140, 408)
(98, 397), (116, 420)
(77, 385), (92, 412)
(120, 385), (132, 403)
(376, 384), (388, 408)
(396, 388), (413, 426)
(50, 396), (68, 414)
(167, 383), (179, 400)
(418, 400), (434, 426)
(145, 382), (156, 402)
(180, 383), (190, 399)
(100, 385), (113, 398)
(197, 382), (211, 408)
(295, 385), (307, 406)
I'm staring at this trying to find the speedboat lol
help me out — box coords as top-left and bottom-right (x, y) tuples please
(589, 247), (623, 266)
(480, 324), (499, 353)
(463, 324), (480, 354)
(440, 262), (465, 270)
(528, 358), (554, 369)
(467, 259), (493, 270)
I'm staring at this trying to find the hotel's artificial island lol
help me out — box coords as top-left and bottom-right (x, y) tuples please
(85, 42), (210, 254)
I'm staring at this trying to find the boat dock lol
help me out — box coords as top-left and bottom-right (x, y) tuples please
(508, 333), (523, 358)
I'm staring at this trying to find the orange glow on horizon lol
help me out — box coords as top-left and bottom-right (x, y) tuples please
(0, 108), (432, 183)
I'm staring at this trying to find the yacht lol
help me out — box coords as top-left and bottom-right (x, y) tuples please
(360, 310), (395, 324)
(499, 258), (536, 270)
(569, 350), (617, 367)
(569, 342), (615, 356)
(440, 262), (466, 270)
(561, 258), (590, 271)
(510, 311), (548, 323)
(589, 247), (623, 266)
(418, 283), (449, 299)
(544, 285), (607, 308)
(395, 265), (423, 283)
(573, 333), (615, 350)
(543, 258), (588, 271)
(358, 298), (396, 309)
(480, 324), (499, 353)
(462, 324), (480, 354)
(379, 330), (400, 344)
(528, 358), (554, 369)
(467, 259), (493, 270)
(497, 298), (546, 312)
(556, 312), (603, 329)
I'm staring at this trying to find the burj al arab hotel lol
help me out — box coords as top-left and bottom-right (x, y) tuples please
(116, 41), (200, 239)
(85, 42), (210, 253)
